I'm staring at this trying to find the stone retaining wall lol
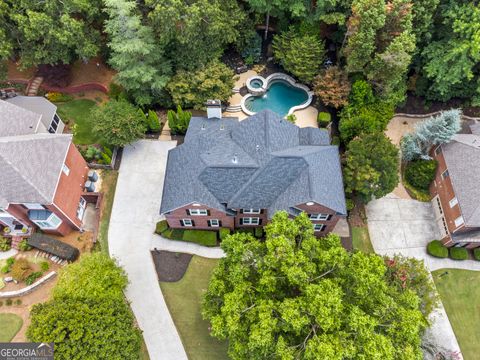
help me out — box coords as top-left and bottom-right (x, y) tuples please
(394, 112), (480, 121)
(0, 271), (56, 298)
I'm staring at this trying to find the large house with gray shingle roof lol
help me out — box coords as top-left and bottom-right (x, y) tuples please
(160, 109), (346, 235)
(0, 98), (89, 238)
(430, 126), (480, 248)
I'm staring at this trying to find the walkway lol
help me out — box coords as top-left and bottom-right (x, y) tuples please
(26, 76), (43, 96)
(108, 140), (187, 360)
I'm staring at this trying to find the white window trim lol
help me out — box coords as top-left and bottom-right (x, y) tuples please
(454, 216), (464, 228)
(181, 219), (193, 227)
(449, 197), (458, 208)
(209, 219), (220, 227)
(313, 224), (326, 232)
(243, 209), (261, 214)
(309, 213), (329, 221)
(441, 170), (449, 180)
(76, 198), (87, 220)
(62, 164), (70, 176)
(33, 213), (62, 230)
(23, 203), (45, 210)
(241, 217), (260, 225)
(188, 209), (208, 216)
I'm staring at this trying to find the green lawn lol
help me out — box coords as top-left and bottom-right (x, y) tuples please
(56, 99), (99, 144)
(0, 313), (23, 342)
(160, 256), (229, 360)
(432, 269), (480, 360)
(95, 170), (119, 254)
(351, 226), (374, 253)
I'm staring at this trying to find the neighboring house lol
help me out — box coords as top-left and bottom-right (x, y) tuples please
(430, 124), (480, 248)
(5, 95), (65, 134)
(0, 99), (89, 237)
(160, 107), (347, 236)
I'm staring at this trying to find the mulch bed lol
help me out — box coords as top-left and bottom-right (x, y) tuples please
(396, 94), (480, 117)
(151, 250), (193, 282)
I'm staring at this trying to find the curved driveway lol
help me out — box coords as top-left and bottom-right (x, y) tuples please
(108, 140), (187, 360)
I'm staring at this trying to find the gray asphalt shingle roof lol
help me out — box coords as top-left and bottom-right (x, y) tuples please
(442, 134), (480, 226)
(0, 99), (42, 136)
(160, 110), (346, 217)
(6, 96), (56, 132)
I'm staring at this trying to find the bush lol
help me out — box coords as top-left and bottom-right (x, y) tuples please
(40, 261), (49, 272)
(26, 272), (43, 285)
(147, 110), (161, 132)
(0, 237), (11, 251)
(182, 230), (217, 247)
(317, 112), (331, 128)
(155, 220), (169, 235)
(46, 92), (73, 102)
(474, 248), (480, 261)
(427, 240), (448, 258)
(15, 299), (22, 306)
(346, 198), (355, 211)
(167, 105), (192, 135)
(160, 228), (184, 241)
(331, 136), (340, 146)
(219, 228), (231, 241)
(405, 160), (437, 191)
(18, 239), (32, 252)
(108, 82), (127, 101)
(2, 257), (14, 273)
(6, 299), (12, 306)
(449, 247), (468, 261)
(285, 114), (296, 124)
(11, 258), (31, 281)
(254, 227), (264, 238)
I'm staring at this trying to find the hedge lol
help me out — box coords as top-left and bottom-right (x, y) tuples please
(254, 227), (264, 238)
(183, 230), (217, 247)
(427, 240), (448, 258)
(405, 160), (437, 191)
(449, 247), (468, 261)
(474, 248), (480, 261)
(219, 228), (231, 241)
(317, 112), (331, 128)
(155, 220), (169, 235)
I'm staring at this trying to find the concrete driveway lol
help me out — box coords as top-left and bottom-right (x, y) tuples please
(109, 140), (188, 360)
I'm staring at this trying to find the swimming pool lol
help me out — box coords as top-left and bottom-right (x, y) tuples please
(242, 73), (313, 117)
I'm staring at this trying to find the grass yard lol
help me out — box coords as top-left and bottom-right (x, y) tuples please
(351, 226), (374, 253)
(0, 313), (23, 342)
(95, 170), (119, 254)
(160, 256), (229, 360)
(56, 99), (99, 144)
(432, 269), (480, 360)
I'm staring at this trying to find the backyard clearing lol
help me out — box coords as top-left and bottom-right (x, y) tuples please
(159, 256), (229, 360)
(0, 313), (23, 342)
(56, 99), (98, 144)
(432, 269), (480, 360)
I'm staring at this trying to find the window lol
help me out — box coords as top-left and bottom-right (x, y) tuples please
(240, 217), (260, 225)
(33, 213), (62, 230)
(434, 146), (442, 156)
(62, 164), (70, 176)
(441, 170), (449, 180)
(23, 203), (44, 210)
(76, 198), (87, 220)
(313, 224), (326, 232)
(454, 216), (464, 228)
(48, 114), (61, 133)
(181, 219), (193, 227)
(449, 197), (458, 208)
(208, 219), (220, 227)
(188, 209), (208, 216)
(243, 209), (261, 214)
(309, 214), (330, 221)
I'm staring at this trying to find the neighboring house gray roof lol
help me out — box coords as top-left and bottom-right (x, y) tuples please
(160, 110), (346, 217)
(0, 99), (42, 136)
(442, 134), (480, 226)
(6, 96), (57, 132)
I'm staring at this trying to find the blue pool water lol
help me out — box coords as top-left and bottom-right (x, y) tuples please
(245, 80), (309, 117)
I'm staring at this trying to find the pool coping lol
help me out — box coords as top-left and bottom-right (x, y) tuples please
(241, 73), (314, 117)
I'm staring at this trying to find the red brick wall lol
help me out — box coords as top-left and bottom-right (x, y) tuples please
(294, 202), (343, 235)
(52, 143), (89, 230)
(165, 203), (235, 230)
(234, 209), (268, 228)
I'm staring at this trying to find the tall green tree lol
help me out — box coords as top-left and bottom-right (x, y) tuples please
(203, 212), (433, 359)
(344, 132), (399, 201)
(147, 0), (246, 70)
(7, 0), (102, 68)
(411, 0), (440, 46)
(104, 0), (171, 106)
(273, 27), (326, 83)
(0, 2), (12, 61)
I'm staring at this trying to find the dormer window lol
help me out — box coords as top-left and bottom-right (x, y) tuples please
(188, 209), (208, 216)
(243, 209), (261, 214)
(309, 214), (330, 221)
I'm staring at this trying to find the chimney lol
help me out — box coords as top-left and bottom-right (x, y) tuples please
(206, 100), (222, 119)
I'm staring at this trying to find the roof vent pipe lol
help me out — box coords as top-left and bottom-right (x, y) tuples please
(232, 154), (238, 164)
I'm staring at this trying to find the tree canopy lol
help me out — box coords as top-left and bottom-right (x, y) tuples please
(203, 212), (433, 360)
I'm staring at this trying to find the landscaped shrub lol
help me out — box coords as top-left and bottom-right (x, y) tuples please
(6, 299), (12, 306)
(2, 257), (14, 273)
(346, 198), (355, 211)
(25, 272), (43, 286)
(427, 240), (448, 258)
(108, 82), (127, 101)
(474, 248), (480, 261)
(11, 258), (31, 281)
(317, 112), (331, 128)
(155, 220), (169, 235)
(331, 136), (340, 146)
(15, 299), (22, 306)
(18, 239), (32, 252)
(46, 92), (73, 103)
(449, 247), (468, 261)
(182, 230), (217, 247)
(0, 237), (11, 251)
(40, 261), (49, 272)
(219, 228), (231, 241)
(254, 227), (264, 238)
(286, 114), (296, 124)
(405, 160), (438, 191)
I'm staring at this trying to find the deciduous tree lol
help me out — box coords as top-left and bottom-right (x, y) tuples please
(203, 211), (432, 359)
(313, 66), (351, 108)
